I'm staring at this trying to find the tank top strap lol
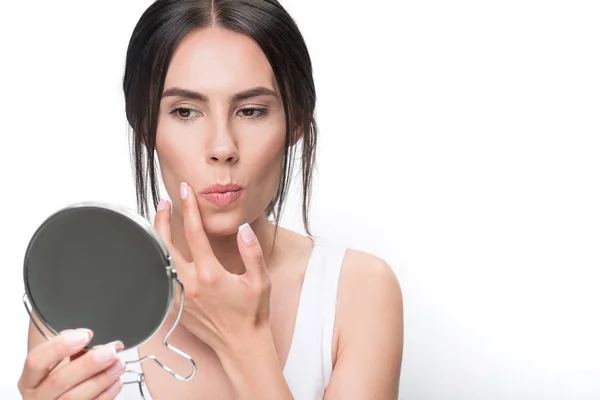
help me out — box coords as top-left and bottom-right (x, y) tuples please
(318, 238), (348, 383)
(282, 236), (348, 398)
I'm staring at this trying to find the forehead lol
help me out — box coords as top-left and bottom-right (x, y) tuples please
(164, 27), (276, 92)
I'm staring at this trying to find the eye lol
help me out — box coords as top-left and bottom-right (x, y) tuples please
(237, 107), (268, 119)
(170, 107), (200, 121)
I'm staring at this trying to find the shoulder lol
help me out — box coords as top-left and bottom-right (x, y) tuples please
(334, 247), (403, 354)
(312, 237), (402, 307)
(339, 248), (403, 307)
(343, 248), (401, 287)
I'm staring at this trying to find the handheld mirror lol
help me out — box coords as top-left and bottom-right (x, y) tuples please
(22, 202), (196, 385)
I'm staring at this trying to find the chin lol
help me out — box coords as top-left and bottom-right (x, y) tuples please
(200, 209), (246, 237)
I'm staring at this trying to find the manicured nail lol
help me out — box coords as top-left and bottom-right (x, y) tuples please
(106, 379), (123, 395)
(92, 344), (118, 363)
(106, 359), (125, 376)
(157, 199), (168, 211)
(107, 341), (125, 352)
(92, 341), (123, 352)
(64, 329), (92, 347)
(239, 223), (256, 244)
(180, 182), (189, 200)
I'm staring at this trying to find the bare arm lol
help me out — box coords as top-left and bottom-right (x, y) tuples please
(27, 320), (44, 352)
(324, 250), (404, 400)
(27, 316), (50, 351)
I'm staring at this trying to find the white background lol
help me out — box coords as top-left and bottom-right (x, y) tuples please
(0, 0), (599, 399)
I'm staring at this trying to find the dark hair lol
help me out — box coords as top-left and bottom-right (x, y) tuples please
(123, 0), (317, 235)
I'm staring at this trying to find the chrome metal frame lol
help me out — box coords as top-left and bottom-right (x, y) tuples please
(22, 201), (197, 399)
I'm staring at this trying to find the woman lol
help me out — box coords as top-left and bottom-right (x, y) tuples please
(18, 0), (403, 399)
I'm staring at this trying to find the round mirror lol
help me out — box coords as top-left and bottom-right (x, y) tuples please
(23, 202), (174, 350)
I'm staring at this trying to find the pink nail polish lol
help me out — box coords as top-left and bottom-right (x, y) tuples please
(239, 223), (256, 244)
(93, 344), (118, 363)
(107, 340), (125, 352)
(157, 199), (168, 211)
(64, 330), (91, 347)
(180, 182), (189, 200)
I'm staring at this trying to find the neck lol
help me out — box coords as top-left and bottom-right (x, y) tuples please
(169, 211), (277, 275)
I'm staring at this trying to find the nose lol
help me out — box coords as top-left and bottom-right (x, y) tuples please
(206, 123), (239, 165)
(208, 147), (238, 164)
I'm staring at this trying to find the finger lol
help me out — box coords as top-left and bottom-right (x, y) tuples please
(57, 358), (124, 400)
(154, 199), (189, 271)
(55, 329), (90, 363)
(38, 343), (121, 399)
(71, 341), (123, 363)
(91, 341), (124, 352)
(94, 378), (123, 399)
(179, 182), (219, 272)
(19, 328), (93, 389)
(237, 223), (268, 281)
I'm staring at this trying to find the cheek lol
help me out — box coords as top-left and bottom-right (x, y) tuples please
(155, 138), (179, 202)
(155, 122), (201, 199)
(245, 124), (286, 203)
(265, 139), (286, 180)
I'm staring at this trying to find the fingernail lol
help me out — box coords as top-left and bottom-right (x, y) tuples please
(106, 359), (125, 376)
(64, 329), (92, 347)
(157, 199), (168, 211)
(107, 341), (125, 352)
(92, 341), (123, 352)
(106, 379), (123, 395)
(180, 182), (189, 200)
(93, 344), (118, 363)
(239, 223), (256, 244)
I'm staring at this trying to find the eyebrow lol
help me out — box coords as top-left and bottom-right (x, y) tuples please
(161, 86), (278, 103)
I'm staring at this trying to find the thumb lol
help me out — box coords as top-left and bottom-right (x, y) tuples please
(237, 223), (267, 281)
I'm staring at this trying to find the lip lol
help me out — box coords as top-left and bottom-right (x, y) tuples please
(200, 183), (243, 206)
(201, 183), (243, 194)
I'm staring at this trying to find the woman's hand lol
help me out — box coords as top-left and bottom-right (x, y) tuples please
(153, 182), (272, 354)
(18, 329), (125, 399)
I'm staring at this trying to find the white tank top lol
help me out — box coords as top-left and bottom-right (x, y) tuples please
(116, 237), (347, 400)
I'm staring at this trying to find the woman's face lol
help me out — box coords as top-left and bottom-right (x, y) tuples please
(156, 27), (286, 236)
